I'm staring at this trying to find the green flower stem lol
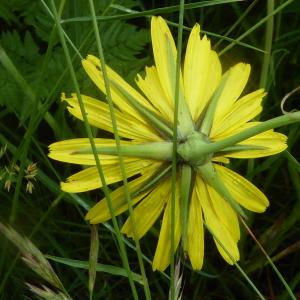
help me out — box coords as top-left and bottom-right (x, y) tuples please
(88, 1), (148, 298)
(76, 142), (173, 160)
(180, 164), (192, 252)
(170, 1), (185, 299)
(88, 1), (151, 298)
(197, 161), (246, 217)
(259, 0), (274, 89)
(219, 0), (295, 56)
(182, 112), (300, 160)
(50, 1), (139, 298)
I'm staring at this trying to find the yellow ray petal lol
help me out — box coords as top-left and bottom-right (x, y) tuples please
(136, 66), (173, 122)
(195, 175), (239, 264)
(211, 89), (265, 138)
(86, 164), (162, 223)
(61, 159), (155, 193)
(213, 63), (251, 124)
(62, 93), (161, 141)
(48, 138), (137, 165)
(121, 179), (171, 239)
(184, 24), (222, 121)
(206, 184), (240, 242)
(214, 164), (269, 212)
(151, 16), (184, 105)
(82, 55), (157, 122)
(152, 183), (181, 271)
(187, 184), (204, 270)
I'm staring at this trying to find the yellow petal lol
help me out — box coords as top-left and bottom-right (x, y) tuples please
(62, 93), (161, 141)
(136, 66), (173, 123)
(61, 159), (155, 193)
(206, 184), (240, 242)
(195, 175), (239, 264)
(211, 89), (265, 138)
(214, 164), (269, 212)
(82, 55), (157, 122)
(151, 16), (184, 105)
(187, 184), (204, 270)
(152, 182), (181, 271)
(48, 138), (136, 165)
(86, 165), (162, 223)
(213, 63), (251, 124)
(184, 24), (222, 121)
(121, 179), (171, 239)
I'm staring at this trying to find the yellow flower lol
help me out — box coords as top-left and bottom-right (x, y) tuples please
(48, 16), (287, 271)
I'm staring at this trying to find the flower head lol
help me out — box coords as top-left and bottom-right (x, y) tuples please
(49, 16), (287, 271)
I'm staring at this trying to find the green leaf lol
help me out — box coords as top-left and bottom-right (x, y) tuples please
(46, 255), (144, 285)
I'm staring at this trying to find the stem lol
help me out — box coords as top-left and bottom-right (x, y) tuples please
(219, 0), (295, 56)
(180, 164), (192, 252)
(171, 1), (185, 299)
(50, 1), (138, 298)
(259, 0), (274, 89)
(88, 1), (151, 298)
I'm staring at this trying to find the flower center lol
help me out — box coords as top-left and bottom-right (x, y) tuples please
(177, 131), (213, 166)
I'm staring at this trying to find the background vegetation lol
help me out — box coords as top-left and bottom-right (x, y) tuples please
(0, 0), (299, 299)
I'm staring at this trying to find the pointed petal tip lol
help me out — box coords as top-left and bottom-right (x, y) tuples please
(150, 15), (158, 26)
(151, 15), (169, 31)
(85, 54), (98, 63)
(85, 210), (102, 224)
(82, 55), (99, 70)
(120, 226), (135, 239)
(191, 23), (200, 35)
(60, 181), (69, 193)
(89, 218), (101, 225)
(84, 213), (91, 221)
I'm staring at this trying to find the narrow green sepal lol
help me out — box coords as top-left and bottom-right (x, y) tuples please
(219, 145), (268, 152)
(133, 164), (172, 197)
(180, 164), (192, 252)
(193, 111), (300, 158)
(197, 161), (246, 218)
(73, 142), (173, 160)
(109, 77), (174, 139)
(165, 34), (195, 138)
(199, 72), (229, 136)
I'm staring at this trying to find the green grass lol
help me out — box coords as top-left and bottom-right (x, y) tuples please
(0, 0), (300, 299)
